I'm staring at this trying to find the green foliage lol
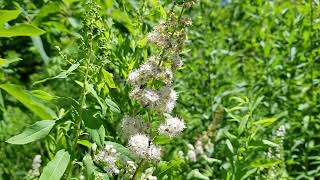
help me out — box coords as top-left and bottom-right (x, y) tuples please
(39, 149), (70, 180)
(0, 0), (319, 179)
(6, 120), (55, 144)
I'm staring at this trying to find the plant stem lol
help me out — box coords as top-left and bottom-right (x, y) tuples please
(132, 160), (144, 180)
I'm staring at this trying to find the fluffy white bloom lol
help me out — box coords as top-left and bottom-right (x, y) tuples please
(153, 87), (177, 113)
(158, 117), (186, 137)
(144, 89), (160, 103)
(148, 144), (161, 161)
(130, 88), (160, 107)
(120, 116), (149, 140)
(147, 21), (172, 49)
(128, 133), (150, 157)
(128, 133), (162, 160)
(28, 154), (42, 178)
(95, 145), (120, 175)
(127, 70), (141, 87)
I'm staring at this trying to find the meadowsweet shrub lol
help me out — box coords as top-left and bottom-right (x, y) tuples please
(1, 0), (320, 179)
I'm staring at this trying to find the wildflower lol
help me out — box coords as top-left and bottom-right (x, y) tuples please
(128, 133), (150, 158)
(172, 55), (183, 69)
(127, 70), (141, 87)
(153, 87), (177, 113)
(181, 17), (193, 26)
(95, 145), (120, 175)
(276, 125), (285, 137)
(122, 160), (137, 179)
(28, 154), (42, 178)
(148, 144), (161, 161)
(130, 88), (160, 107)
(158, 117), (185, 137)
(126, 160), (137, 174)
(186, 144), (197, 162)
(120, 116), (149, 140)
(141, 167), (157, 180)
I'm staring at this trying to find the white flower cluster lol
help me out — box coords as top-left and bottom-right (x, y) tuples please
(141, 167), (157, 180)
(124, 0), (193, 168)
(127, 57), (173, 87)
(94, 145), (120, 175)
(130, 86), (177, 113)
(128, 134), (161, 161)
(120, 116), (149, 140)
(28, 154), (42, 178)
(158, 117), (186, 137)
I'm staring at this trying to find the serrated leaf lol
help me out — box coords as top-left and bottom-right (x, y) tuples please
(6, 120), (55, 144)
(39, 149), (70, 180)
(105, 98), (120, 113)
(0, 84), (56, 119)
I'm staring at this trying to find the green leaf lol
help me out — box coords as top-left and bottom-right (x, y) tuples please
(0, 57), (21, 68)
(87, 125), (105, 148)
(262, 140), (278, 147)
(238, 114), (249, 135)
(105, 141), (137, 160)
(0, 10), (20, 25)
(0, 84), (56, 119)
(226, 139), (234, 154)
(6, 120), (55, 144)
(251, 158), (282, 168)
(102, 69), (116, 88)
(83, 154), (96, 180)
(78, 140), (92, 148)
(154, 159), (184, 178)
(31, 90), (55, 101)
(240, 168), (257, 180)
(153, 135), (171, 145)
(0, 24), (45, 37)
(111, 10), (134, 34)
(0, 10), (45, 37)
(105, 98), (120, 113)
(254, 118), (278, 126)
(86, 82), (107, 115)
(187, 169), (210, 180)
(32, 2), (61, 26)
(39, 149), (70, 180)
(33, 63), (80, 85)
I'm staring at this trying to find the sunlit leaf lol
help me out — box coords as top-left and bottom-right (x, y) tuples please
(39, 149), (70, 180)
(6, 120), (55, 144)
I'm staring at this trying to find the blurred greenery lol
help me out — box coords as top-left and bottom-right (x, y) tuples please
(0, 0), (320, 179)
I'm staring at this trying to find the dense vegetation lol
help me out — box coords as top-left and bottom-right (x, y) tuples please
(0, 0), (319, 179)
